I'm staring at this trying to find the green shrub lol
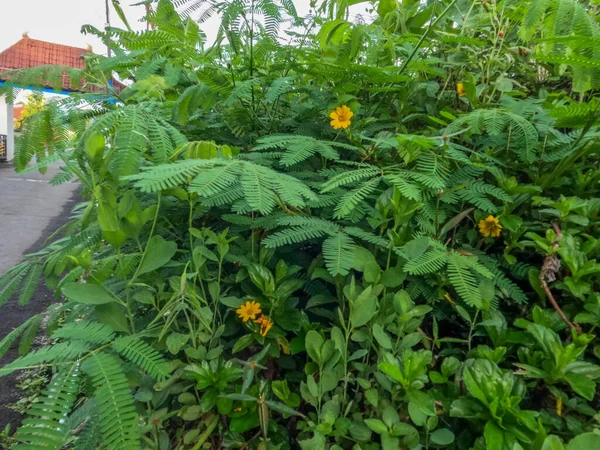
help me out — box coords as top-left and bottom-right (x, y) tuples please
(1, 0), (600, 448)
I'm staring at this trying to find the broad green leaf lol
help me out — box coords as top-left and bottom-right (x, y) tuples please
(265, 400), (303, 417)
(564, 372), (596, 400)
(230, 413), (260, 434)
(272, 380), (291, 402)
(406, 390), (436, 416)
(166, 332), (189, 354)
(566, 433), (600, 450)
(499, 214), (523, 232)
(449, 397), (489, 420)
(542, 436), (565, 450)
(373, 323), (393, 349)
(365, 389), (378, 407)
(220, 393), (257, 401)
(382, 406), (399, 429)
(484, 421), (516, 450)
(84, 132), (105, 161)
(305, 330), (324, 363)
(232, 334), (254, 353)
(364, 419), (388, 434)
(379, 362), (404, 384)
(62, 282), (116, 305)
(299, 431), (326, 450)
(408, 402), (427, 426)
(138, 236), (178, 275)
(351, 287), (377, 328)
(391, 422), (418, 437)
(95, 303), (129, 332)
(439, 208), (474, 236)
(430, 428), (455, 445)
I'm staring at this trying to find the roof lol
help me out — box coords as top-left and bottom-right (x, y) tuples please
(0, 36), (89, 72)
(13, 106), (24, 122)
(0, 35), (123, 93)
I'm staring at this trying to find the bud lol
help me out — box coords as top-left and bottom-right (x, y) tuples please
(498, 31), (505, 37)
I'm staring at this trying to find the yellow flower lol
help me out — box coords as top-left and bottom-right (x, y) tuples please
(456, 83), (466, 97)
(254, 315), (273, 337)
(329, 105), (354, 130)
(478, 215), (503, 238)
(236, 301), (262, 322)
(556, 397), (563, 417)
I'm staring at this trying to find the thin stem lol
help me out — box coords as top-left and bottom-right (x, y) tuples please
(130, 192), (162, 285)
(467, 310), (480, 352)
(370, 0), (458, 116)
(117, 248), (136, 334)
(540, 223), (581, 334)
(398, 0), (457, 77)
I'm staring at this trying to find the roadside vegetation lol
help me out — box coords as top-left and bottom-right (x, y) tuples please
(1, 0), (600, 449)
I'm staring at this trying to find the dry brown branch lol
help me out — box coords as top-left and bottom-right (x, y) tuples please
(539, 222), (581, 334)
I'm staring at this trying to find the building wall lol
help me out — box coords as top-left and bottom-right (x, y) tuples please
(0, 95), (7, 135)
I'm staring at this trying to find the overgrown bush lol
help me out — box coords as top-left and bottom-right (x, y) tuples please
(1, 0), (600, 448)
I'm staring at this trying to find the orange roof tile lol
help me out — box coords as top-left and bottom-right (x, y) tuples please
(13, 106), (24, 121)
(0, 36), (88, 72)
(0, 35), (123, 93)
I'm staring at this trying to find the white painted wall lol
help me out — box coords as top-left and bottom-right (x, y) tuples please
(0, 95), (14, 161)
(6, 102), (14, 161)
(0, 95), (7, 135)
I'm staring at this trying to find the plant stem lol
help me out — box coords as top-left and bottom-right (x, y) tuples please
(539, 223), (581, 334)
(190, 414), (219, 450)
(467, 310), (480, 352)
(130, 192), (162, 285)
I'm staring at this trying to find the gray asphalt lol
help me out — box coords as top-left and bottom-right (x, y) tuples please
(0, 161), (78, 430)
(0, 163), (78, 273)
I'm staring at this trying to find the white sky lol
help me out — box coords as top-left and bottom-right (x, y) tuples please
(0, 0), (371, 103)
(0, 0), (321, 55)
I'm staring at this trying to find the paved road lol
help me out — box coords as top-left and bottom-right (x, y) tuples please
(0, 162), (78, 430)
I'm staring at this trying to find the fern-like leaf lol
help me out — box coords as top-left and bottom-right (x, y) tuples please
(0, 265), (29, 307)
(189, 163), (242, 197)
(550, 101), (600, 128)
(344, 227), (388, 248)
(52, 321), (115, 345)
(0, 341), (92, 377)
(18, 264), (43, 306)
(320, 167), (380, 193)
(523, 0), (551, 31)
(263, 228), (328, 248)
(18, 315), (42, 356)
(82, 353), (140, 450)
(334, 178), (380, 219)
(240, 162), (278, 214)
(112, 336), (170, 381)
(322, 232), (355, 276)
(0, 314), (40, 360)
(128, 159), (216, 192)
(385, 173), (422, 201)
(13, 368), (81, 450)
(403, 249), (448, 275)
(447, 252), (483, 308)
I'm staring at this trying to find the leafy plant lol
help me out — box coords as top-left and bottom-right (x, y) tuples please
(1, 0), (600, 448)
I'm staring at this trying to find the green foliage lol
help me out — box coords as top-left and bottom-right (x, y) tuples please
(112, 336), (171, 381)
(13, 369), (81, 449)
(2, 0), (600, 448)
(82, 354), (140, 450)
